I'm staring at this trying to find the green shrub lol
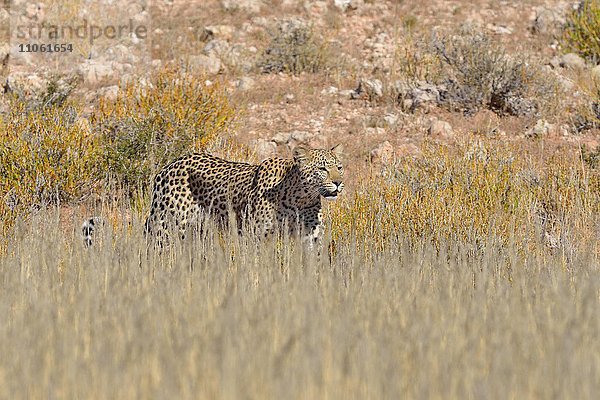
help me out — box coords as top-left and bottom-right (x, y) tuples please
(0, 100), (101, 232)
(259, 19), (330, 74)
(93, 67), (236, 191)
(562, 0), (600, 64)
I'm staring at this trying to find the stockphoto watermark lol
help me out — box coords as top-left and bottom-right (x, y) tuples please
(15, 19), (148, 45)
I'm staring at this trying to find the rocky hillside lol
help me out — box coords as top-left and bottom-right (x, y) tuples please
(2, 0), (599, 177)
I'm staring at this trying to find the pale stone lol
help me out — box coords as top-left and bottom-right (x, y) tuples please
(428, 120), (453, 139)
(189, 54), (221, 75)
(370, 141), (394, 163)
(560, 53), (586, 69)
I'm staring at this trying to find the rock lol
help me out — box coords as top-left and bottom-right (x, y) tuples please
(321, 86), (339, 95)
(203, 25), (235, 41)
(351, 78), (383, 101)
(6, 72), (77, 102)
(560, 53), (586, 69)
(556, 75), (575, 91)
(383, 113), (398, 127)
(203, 39), (253, 72)
(504, 96), (537, 117)
(592, 65), (600, 82)
(227, 44), (256, 72)
(271, 130), (316, 146)
(203, 39), (230, 59)
(370, 141), (394, 163)
(221, 0), (263, 13)
(393, 80), (443, 111)
(333, 0), (362, 12)
(188, 54), (221, 74)
(272, 132), (291, 145)
(401, 99), (414, 110)
(365, 127), (386, 137)
(25, 2), (45, 21)
(0, 43), (8, 62)
(395, 143), (420, 158)
(531, 6), (567, 35)
(525, 119), (555, 138)
(549, 56), (561, 69)
(290, 130), (313, 144)
(428, 119), (453, 139)
(0, 97), (9, 114)
(104, 44), (138, 64)
(97, 85), (119, 102)
(252, 138), (277, 160)
(487, 23), (512, 35)
(303, 0), (328, 15)
(6, 72), (46, 97)
(236, 76), (255, 91)
(78, 60), (116, 85)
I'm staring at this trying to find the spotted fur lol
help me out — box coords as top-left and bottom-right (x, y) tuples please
(144, 146), (344, 247)
(81, 217), (103, 247)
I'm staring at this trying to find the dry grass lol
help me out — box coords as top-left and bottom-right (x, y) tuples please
(1, 139), (599, 399)
(0, 209), (598, 399)
(329, 140), (600, 256)
(2, 2), (600, 395)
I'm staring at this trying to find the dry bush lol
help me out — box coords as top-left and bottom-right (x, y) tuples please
(429, 30), (559, 116)
(0, 210), (597, 399)
(93, 67), (236, 191)
(561, 0), (600, 64)
(5, 73), (78, 110)
(570, 79), (600, 132)
(582, 143), (600, 168)
(393, 37), (443, 83)
(0, 100), (101, 234)
(259, 19), (330, 74)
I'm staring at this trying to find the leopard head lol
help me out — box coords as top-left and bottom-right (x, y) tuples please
(293, 145), (344, 200)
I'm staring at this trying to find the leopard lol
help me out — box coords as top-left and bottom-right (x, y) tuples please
(143, 145), (344, 248)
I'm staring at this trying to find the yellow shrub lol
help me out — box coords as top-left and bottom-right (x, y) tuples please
(0, 101), (101, 233)
(93, 66), (236, 191)
(329, 141), (600, 253)
(562, 0), (600, 63)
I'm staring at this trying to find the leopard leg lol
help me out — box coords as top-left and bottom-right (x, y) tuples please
(299, 204), (325, 263)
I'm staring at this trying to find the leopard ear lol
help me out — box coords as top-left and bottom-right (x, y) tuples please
(330, 143), (343, 155)
(293, 146), (311, 162)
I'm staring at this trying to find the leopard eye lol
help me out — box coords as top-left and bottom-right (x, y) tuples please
(319, 166), (328, 172)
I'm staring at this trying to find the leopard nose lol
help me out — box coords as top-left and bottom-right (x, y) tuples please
(333, 180), (342, 188)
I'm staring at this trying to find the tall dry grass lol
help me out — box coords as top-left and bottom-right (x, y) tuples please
(330, 140), (600, 257)
(0, 207), (598, 399)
